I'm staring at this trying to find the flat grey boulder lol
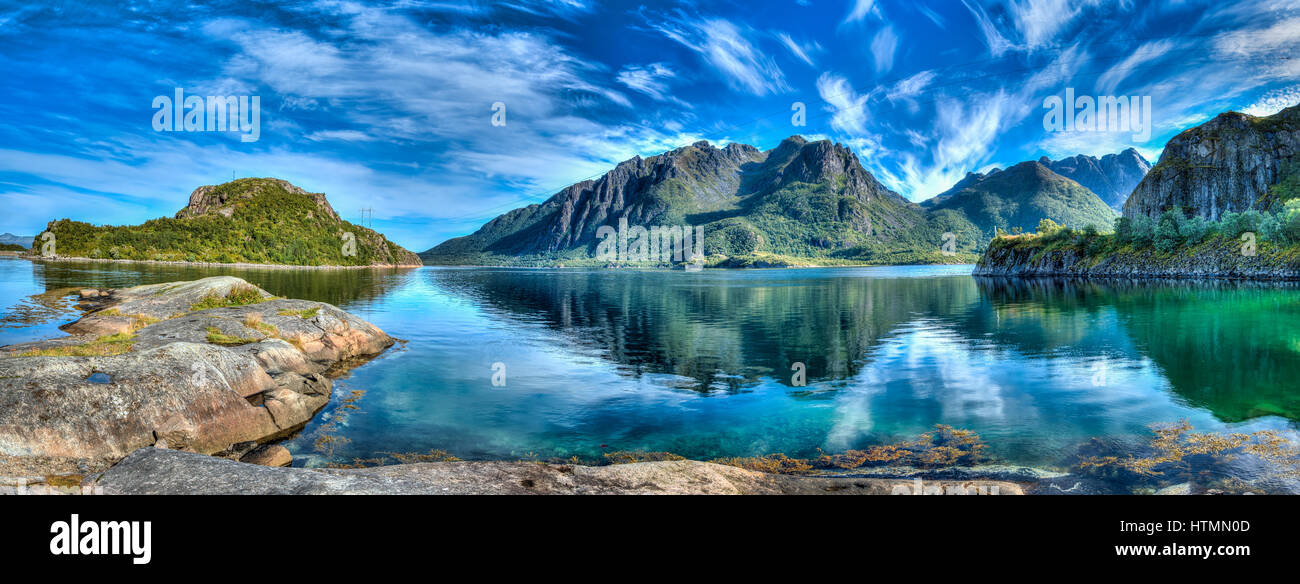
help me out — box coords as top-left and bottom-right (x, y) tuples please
(0, 277), (395, 476)
(93, 447), (1024, 495)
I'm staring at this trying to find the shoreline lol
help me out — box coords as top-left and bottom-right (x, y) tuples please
(20, 254), (423, 270)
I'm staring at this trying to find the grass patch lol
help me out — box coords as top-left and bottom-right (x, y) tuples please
(276, 307), (320, 319)
(95, 308), (161, 331)
(603, 451), (686, 464)
(190, 285), (267, 312)
(204, 326), (259, 346)
(20, 333), (137, 357)
(242, 313), (279, 336)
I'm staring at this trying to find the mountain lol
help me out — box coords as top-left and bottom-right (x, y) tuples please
(40, 178), (421, 266)
(424, 137), (980, 266)
(0, 233), (33, 248)
(925, 161), (1119, 236)
(1125, 104), (1300, 220)
(1039, 149), (1151, 211)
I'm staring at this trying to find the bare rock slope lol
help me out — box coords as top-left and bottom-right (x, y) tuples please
(0, 276), (395, 476)
(92, 447), (1023, 495)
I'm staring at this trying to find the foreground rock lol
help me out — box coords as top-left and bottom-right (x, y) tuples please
(92, 448), (1023, 495)
(0, 276), (395, 476)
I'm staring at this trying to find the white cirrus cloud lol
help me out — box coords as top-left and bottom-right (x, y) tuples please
(775, 31), (821, 67)
(871, 25), (899, 74)
(816, 72), (873, 137)
(961, 0), (1016, 57)
(615, 63), (678, 101)
(649, 13), (789, 96)
(1095, 39), (1178, 95)
(843, 0), (879, 25)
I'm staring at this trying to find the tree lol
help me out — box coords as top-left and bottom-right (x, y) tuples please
(1154, 210), (1184, 252)
(1036, 218), (1063, 235)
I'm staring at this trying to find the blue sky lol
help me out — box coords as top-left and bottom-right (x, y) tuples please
(1, 0), (1298, 251)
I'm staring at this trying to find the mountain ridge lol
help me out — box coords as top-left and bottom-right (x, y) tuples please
(422, 136), (973, 266)
(425, 137), (1140, 266)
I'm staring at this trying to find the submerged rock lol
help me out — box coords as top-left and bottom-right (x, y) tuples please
(240, 444), (292, 467)
(0, 276), (395, 476)
(92, 448), (1025, 495)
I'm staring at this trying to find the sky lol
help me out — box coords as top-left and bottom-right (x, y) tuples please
(1, 0), (1298, 251)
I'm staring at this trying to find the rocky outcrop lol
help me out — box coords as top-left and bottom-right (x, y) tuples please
(176, 178), (339, 221)
(1124, 104), (1300, 220)
(89, 447), (1024, 495)
(1040, 149), (1151, 211)
(0, 277), (395, 476)
(973, 236), (1300, 279)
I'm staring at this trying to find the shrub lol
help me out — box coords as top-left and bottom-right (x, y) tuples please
(1269, 199), (1300, 244)
(1130, 215), (1155, 246)
(1154, 210), (1184, 252)
(1180, 216), (1212, 245)
(1113, 216), (1133, 243)
(1219, 210), (1264, 239)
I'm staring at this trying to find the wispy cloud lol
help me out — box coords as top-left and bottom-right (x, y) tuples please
(961, 0), (1016, 57)
(1095, 40), (1177, 95)
(816, 72), (872, 136)
(649, 12), (789, 96)
(843, 0), (880, 25)
(915, 3), (946, 30)
(871, 26), (899, 74)
(775, 32), (821, 67)
(615, 63), (678, 101)
(1006, 0), (1105, 51)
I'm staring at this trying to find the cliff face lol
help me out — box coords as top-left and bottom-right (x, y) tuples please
(1124, 104), (1300, 221)
(1041, 149), (1151, 211)
(423, 137), (930, 263)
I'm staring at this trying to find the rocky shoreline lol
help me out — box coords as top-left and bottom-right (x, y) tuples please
(0, 276), (397, 479)
(974, 236), (1300, 280)
(25, 254), (423, 270)
(76, 447), (1024, 495)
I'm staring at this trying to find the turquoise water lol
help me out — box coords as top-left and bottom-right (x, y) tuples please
(2, 256), (1298, 479)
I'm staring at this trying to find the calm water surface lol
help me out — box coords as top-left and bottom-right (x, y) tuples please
(2, 256), (1298, 477)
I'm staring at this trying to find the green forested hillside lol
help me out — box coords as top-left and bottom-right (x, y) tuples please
(927, 161), (1119, 238)
(40, 178), (420, 266)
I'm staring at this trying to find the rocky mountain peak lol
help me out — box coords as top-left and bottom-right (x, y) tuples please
(1038, 149), (1151, 211)
(175, 178), (340, 221)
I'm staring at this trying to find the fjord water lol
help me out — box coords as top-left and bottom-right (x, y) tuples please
(2, 257), (1297, 474)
